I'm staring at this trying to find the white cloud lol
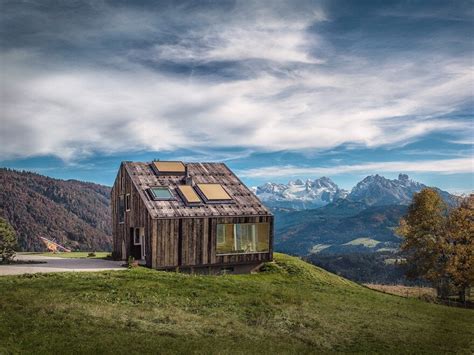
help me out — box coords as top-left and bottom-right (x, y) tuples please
(0, 2), (472, 161)
(141, 2), (326, 64)
(1, 51), (472, 160)
(238, 157), (474, 178)
(152, 18), (324, 64)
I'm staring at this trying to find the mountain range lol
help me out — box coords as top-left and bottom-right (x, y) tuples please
(258, 174), (460, 255)
(255, 177), (348, 209)
(255, 173), (458, 209)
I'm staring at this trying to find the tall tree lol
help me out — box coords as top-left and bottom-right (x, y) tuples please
(397, 188), (449, 295)
(445, 195), (474, 302)
(0, 217), (17, 263)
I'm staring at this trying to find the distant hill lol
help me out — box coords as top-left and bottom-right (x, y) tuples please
(306, 251), (411, 285)
(255, 174), (458, 209)
(0, 168), (112, 251)
(273, 199), (406, 255)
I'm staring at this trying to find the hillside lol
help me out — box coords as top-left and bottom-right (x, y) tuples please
(0, 168), (112, 251)
(0, 254), (472, 353)
(306, 252), (409, 284)
(274, 200), (406, 255)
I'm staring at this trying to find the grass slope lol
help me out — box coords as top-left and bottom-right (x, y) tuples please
(0, 254), (472, 354)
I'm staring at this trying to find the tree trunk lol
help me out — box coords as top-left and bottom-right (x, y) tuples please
(436, 280), (450, 300)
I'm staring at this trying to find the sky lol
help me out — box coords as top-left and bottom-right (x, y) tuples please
(1, 0), (473, 193)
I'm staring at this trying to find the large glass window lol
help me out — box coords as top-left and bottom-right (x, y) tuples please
(216, 223), (269, 255)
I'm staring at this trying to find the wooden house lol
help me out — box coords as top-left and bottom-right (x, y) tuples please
(111, 161), (273, 274)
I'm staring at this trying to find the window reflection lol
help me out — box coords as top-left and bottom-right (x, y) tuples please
(217, 223), (269, 254)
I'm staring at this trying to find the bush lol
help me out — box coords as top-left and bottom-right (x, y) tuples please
(0, 218), (17, 264)
(128, 256), (138, 268)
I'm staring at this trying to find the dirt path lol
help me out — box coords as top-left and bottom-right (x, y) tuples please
(0, 254), (125, 276)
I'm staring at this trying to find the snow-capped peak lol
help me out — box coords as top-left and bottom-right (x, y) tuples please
(256, 177), (348, 209)
(254, 174), (458, 209)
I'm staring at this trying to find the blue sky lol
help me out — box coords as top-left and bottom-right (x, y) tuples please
(1, 0), (473, 193)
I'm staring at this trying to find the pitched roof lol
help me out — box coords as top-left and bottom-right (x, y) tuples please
(123, 162), (271, 219)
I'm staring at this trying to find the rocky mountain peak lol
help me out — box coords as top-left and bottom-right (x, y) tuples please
(291, 179), (305, 185)
(255, 177), (348, 209)
(398, 173), (409, 181)
(255, 173), (457, 209)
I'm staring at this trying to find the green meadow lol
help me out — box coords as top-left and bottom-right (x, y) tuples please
(0, 253), (472, 354)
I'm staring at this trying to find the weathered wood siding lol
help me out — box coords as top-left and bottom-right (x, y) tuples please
(152, 215), (274, 268)
(112, 163), (154, 266)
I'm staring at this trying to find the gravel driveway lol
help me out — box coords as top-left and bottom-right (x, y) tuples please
(0, 254), (125, 276)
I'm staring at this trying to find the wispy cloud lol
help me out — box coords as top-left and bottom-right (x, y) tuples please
(239, 158), (474, 178)
(2, 53), (471, 160)
(149, 14), (326, 64)
(0, 1), (472, 162)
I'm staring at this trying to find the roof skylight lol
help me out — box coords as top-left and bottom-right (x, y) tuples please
(149, 187), (174, 201)
(152, 161), (185, 175)
(196, 183), (232, 202)
(177, 185), (202, 204)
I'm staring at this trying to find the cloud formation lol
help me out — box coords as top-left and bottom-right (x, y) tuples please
(1, 0), (472, 162)
(238, 157), (474, 178)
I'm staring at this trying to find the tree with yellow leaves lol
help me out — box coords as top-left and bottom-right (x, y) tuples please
(397, 188), (449, 296)
(445, 195), (474, 302)
(398, 189), (473, 301)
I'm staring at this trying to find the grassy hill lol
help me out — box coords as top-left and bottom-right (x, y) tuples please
(0, 168), (112, 251)
(0, 254), (472, 354)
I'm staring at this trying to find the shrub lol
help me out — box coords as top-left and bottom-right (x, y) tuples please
(0, 218), (17, 264)
(128, 256), (137, 268)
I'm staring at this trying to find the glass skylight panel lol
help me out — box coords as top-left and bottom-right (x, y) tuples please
(177, 185), (202, 204)
(149, 187), (174, 200)
(152, 161), (185, 173)
(196, 183), (232, 201)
